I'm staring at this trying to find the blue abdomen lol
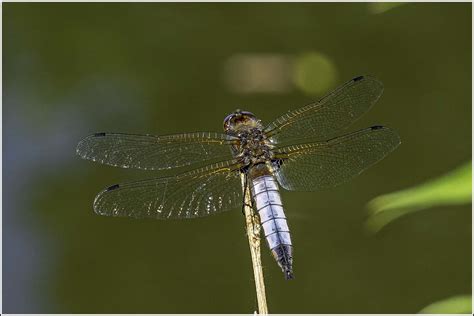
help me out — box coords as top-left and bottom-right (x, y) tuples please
(251, 175), (294, 279)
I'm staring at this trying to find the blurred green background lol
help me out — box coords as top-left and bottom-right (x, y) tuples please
(3, 2), (471, 313)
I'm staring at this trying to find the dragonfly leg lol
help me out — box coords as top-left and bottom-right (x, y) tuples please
(241, 200), (253, 215)
(241, 172), (254, 216)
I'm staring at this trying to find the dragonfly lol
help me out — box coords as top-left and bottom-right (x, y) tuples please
(76, 75), (400, 280)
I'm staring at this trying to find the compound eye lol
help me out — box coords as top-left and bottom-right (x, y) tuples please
(223, 113), (235, 131)
(223, 113), (234, 123)
(240, 111), (254, 116)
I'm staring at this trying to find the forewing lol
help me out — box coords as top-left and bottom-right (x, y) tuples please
(76, 132), (237, 170)
(265, 76), (384, 144)
(273, 126), (400, 191)
(93, 159), (244, 219)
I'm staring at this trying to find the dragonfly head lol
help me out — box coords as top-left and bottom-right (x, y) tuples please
(223, 109), (262, 134)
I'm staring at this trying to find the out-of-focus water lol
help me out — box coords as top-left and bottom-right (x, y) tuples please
(3, 3), (471, 313)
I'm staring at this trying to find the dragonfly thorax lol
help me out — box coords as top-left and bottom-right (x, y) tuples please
(224, 110), (273, 165)
(233, 128), (275, 166)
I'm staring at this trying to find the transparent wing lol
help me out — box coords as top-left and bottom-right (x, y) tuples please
(76, 132), (237, 170)
(265, 76), (384, 144)
(273, 126), (400, 191)
(93, 159), (244, 219)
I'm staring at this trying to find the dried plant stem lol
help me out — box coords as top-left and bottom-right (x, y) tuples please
(241, 174), (268, 314)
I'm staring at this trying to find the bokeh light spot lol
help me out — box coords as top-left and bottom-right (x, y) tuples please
(292, 52), (338, 96)
(369, 3), (405, 14)
(223, 54), (293, 94)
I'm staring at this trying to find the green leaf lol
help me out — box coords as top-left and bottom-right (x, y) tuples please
(419, 295), (472, 314)
(366, 162), (472, 232)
